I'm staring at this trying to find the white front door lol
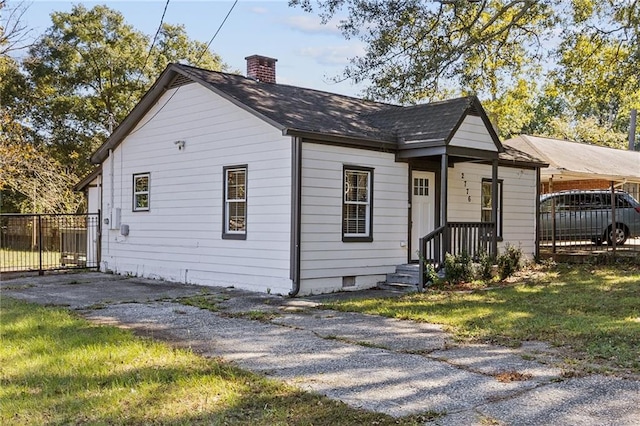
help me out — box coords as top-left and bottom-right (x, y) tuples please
(411, 171), (435, 261)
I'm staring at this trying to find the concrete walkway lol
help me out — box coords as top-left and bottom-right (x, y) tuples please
(2, 272), (639, 425)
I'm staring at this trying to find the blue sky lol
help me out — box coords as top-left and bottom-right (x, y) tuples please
(11, 0), (366, 97)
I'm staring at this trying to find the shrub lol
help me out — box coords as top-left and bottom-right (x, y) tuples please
(497, 244), (522, 280)
(477, 249), (495, 281)
(444, 251), (473, 284)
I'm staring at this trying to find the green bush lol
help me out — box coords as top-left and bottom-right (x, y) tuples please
(444, 251), (473, 284)
(497, 244), (522, 280)
(477, 249), (495, 281)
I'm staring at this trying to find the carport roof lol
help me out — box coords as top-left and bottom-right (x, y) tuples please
(504, 135), (640, 182)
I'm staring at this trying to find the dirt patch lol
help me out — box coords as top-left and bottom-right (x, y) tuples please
(494, 371), (533, 383)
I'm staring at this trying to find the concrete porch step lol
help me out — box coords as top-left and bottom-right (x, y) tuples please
(384, 263), (445, 288)
(386, 264), (420, 286)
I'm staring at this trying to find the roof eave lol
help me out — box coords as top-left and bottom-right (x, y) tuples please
(74, 166), (102, 192)
(284, 128), (397, 151)
(90, 64), (182, 164)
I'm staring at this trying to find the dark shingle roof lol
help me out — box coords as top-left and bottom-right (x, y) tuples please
(177, 64), (399, 142)
(92, 63), (542, 168)
(363, 97), (477, 143)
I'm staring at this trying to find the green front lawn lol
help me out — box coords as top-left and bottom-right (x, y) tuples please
(0, 298), (424, 425)
(326, 264), (640, 372)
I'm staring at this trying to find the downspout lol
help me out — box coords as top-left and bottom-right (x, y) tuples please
(535, 167), (541, 260)
(97, 173), (103, 268)
(289, 136), (302, 297)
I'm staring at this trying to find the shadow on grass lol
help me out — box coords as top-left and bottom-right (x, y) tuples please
(1, 297), (421, 426)
(328, 266), (640, 371)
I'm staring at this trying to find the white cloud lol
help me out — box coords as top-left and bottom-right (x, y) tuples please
(297, 44), (365, 66)
(249, 6), (269, 15)
(283, 15), (342, 35)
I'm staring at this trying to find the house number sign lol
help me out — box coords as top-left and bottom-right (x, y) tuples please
(461, 173), (471, 203)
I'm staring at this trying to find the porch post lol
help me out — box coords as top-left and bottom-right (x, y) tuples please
(441, 154), (449, 255)
(491, 159), (499, 257)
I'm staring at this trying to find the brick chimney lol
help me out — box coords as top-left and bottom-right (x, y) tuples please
(245, 55), (277, 84)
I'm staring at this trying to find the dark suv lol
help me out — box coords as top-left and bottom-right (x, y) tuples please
(539, 190), (640, 245)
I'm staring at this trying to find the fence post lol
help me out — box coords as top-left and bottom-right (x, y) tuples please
(611, 182), (616, 256)
(38, 215), (44, 275)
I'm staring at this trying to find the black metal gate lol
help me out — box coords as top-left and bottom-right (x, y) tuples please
(538, 190), (640, 258)
(0, 213), (100, 274)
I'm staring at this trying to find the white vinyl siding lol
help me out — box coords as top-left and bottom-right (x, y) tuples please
(100, 82), (292, 294)
(300, 143), (407, 295)
(449, 115), (498, 152)
(448, 162), (537, 258)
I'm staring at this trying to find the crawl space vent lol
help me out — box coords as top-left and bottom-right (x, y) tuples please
(342, 276), (356, 288)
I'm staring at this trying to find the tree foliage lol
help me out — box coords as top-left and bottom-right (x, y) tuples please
(1, 4), (226, 212)
(21, 5), (226, 177)
(290, 0), (640, 145)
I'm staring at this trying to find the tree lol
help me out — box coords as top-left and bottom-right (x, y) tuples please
(3, 4), (226, 212)
(290, 0), (640, 145)
(290, 0), (556, 104)
(0, 0), (33, 55)
(21, 5), (227, 177)
(552, 1), (640, 143)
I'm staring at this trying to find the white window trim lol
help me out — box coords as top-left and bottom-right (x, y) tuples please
(133, 173), (150, 212)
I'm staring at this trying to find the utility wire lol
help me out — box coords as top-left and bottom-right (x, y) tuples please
(129, 0), (238, 136)
(122, 0), (171, 110)
(195, 0), (238, 66)
(140, 0), (171, 73)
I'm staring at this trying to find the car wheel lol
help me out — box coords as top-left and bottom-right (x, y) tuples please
(605, 225), (628, 246)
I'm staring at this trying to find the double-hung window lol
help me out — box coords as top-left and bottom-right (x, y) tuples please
(481, 178), (503, 239)
(133, 173), (150, 211)
(342, 166), (373, 242)
(223, 165), (247, 239)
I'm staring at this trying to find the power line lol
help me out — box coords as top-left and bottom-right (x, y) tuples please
(141, 0), (171, 73)
(195, 0), (238, 66)
(122, 0), (171, 110)
(128, 0), (238, 137)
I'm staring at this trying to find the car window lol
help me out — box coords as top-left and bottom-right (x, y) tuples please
(616, 194), (632, 208)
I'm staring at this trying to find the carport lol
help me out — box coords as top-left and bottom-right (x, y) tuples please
(505, 135), (640, 257)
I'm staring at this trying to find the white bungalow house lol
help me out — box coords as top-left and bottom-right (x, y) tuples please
(78, 55), (546, 296)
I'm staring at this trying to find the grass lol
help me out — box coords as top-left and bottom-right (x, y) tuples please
(0, 297), (426, 425)
(325, 264), (640, 373)
(1, 248), (63, 271)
